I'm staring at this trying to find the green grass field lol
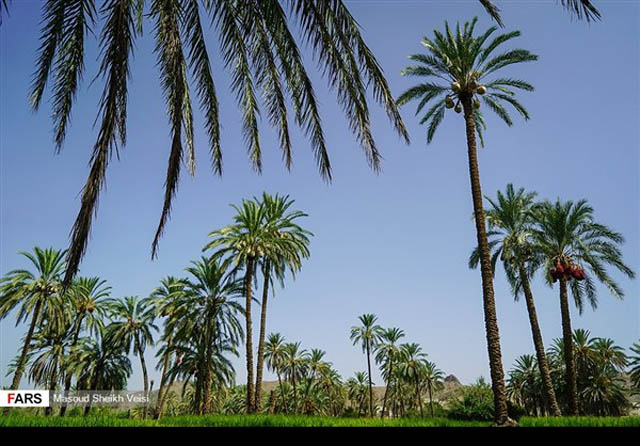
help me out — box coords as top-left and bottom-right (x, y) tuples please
(1, 414), (639, 427)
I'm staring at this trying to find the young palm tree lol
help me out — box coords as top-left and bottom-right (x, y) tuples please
(205, 199), (270, 413)
(397, 342), (428, 417)
(0, 247), (66, 415)
(147, 276), (187, 418)
(281, 341), (309, 413)
(60, 276), (111, 416)
(350, 313), (383, 417)
(374, 327), (405, 418)
(531, 199), (635, 414)
(398, 18), (537, 426)
(104, 296), (158, 401)
(265, 332), (288, 411)
(469, 184), (561, 416)
(423, 361), (444, 417)
(507, 354), (544, 415)
(254, 192), (312, 411)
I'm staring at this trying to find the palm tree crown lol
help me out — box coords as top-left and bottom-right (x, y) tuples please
(398, 17), (537, 144)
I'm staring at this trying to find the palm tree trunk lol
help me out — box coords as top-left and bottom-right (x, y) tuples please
(292, 371), (297, 413)
(414, 374), (424, 417)
(135, 336), (149, 419)
(154, 336), (172, 419)
(428, 383), (434, 417)
(84, 371), (101, 416)
(276, 370), (286, 413)
(45, 361), (58, 416)
(366, 340), (374, 417)
(518, 262), (562, 416)
(244, 256), (256, 413)
(3, 298), (43, 416)
(380, 359), (392, 418)
(60, 312), (85, 416)
(254, 260), (270, 412)
(462, 96), (512, 426)
(559, 275), (579, 414)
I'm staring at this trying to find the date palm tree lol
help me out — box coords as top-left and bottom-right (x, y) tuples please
(281, 341), (308, 413)
(265, 332), (288, 411)
(397, 342), (428, 417)
(469, 184), (561, 416)
(397, 18), (537, 426)
(0, 247), (66, 415)
(104, 296), (158, 401)
(60, 276), (111, 416)
(423, 360), (444, 417)
(630, 341), (640, 395)
(254, 193), (312, 411)
(531, 199), (635, 414)
(350, 313), (383, 417)
(478, 0), (601, 26)
(205, 199), (270, 413)
(375, 327), (405, 418)
(22, 0), (407, 289)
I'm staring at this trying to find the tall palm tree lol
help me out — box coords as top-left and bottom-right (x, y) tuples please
(0, 247), (66, 415)
(22, 1), (407, 288)
(254, 192), (312, 411)
(60, 276), (111, 416)
(104, 296), (157, 401)
(374, 327), (405, 418)
(205, 199), (270, 413)
(350, 313), (383, 417)
(469, 184), (561, 416)
(531, 199), (635, 414)
(397, 18), (537, 426)
(265, 332), (288, 411)
(423, 360), (444, 417)
(397, 342), (428, 417)
(281, 341), (308, 413)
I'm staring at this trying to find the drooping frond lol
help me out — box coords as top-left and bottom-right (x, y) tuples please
(64, 0), (137, 287)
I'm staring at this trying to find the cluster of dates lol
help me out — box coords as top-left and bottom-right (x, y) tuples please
(550, 260), (585, 282)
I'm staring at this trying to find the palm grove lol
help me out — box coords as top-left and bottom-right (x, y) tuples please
(1, 0), (637, 426)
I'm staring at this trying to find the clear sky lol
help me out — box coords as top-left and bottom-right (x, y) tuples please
(1, 1), (638, 390)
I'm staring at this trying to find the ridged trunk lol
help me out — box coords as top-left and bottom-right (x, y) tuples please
(559, 276), (579, 414)
(254, 261), (271, 412)
(462, 95), (512, 426)
(414, 374), (424, 417)
(135, 336), (149, 419)
(380, 358), (393, 418)
(518, 262), (562, 416)
(366, 340), (374, 417)
(3, 298), (43, 416)
(244, 257), (256, 413)
(60, 312), (85, 416)
(154, 336), (173, 419)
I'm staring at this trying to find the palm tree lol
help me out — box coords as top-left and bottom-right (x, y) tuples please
(630, 341), (640, 395)
(346, 371), (370, 416)
(507, 354), (545, 416)
(478, 0), (602, 26)
(281, 341), (308, 413)
(469, 184), (561, 416)
(375, 327), (405, 418)
(423, 361), (444, 417)
(254, 192), (312, 411)
(166, 257), (244, 414)
(147, 276), (186, 418)
(60, 276), (111, 416)
(21, 1), (407, 288)
(66, 336), (131, 416)
(265, 332), (287, 411)
(531, 199), (635, 414)
(397, 343), (428, 417)
(397, 18), (537, 426)
(0, 247), (66, 415)
(104, 296), (157, 403)
(350, 313), (383, 417)
(205, 198), (270, 413)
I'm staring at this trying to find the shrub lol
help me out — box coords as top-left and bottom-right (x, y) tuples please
(446, 377), (494, 421)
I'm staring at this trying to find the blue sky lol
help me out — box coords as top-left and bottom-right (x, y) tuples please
(1, 1), (638, 390)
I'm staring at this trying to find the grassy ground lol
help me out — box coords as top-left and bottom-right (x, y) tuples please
(1, 414), (639, 427)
